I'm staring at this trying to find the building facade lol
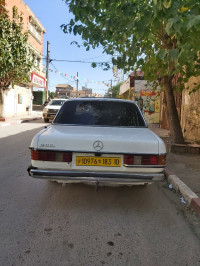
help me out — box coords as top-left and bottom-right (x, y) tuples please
(120, 71), (200, 141)
(0, 0), (46, 118)
(55, 84), (98, 98)
(120, 72), (161, 126)
(56, 84), (75, 98)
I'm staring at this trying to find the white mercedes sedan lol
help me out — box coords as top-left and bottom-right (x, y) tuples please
(28, 98), (166, 186)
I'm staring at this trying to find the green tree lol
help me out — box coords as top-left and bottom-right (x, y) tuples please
(104, 82), (122, 98)
(48, 91), (56, 99)
(0, 3), (33, 116)
(62, 0), (200, 143)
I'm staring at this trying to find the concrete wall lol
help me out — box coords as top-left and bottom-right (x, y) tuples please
(181, 77), (200, 142)
(0, 86), (32, 118)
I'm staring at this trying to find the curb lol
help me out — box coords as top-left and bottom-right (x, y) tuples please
(164, 167), (200, 218)
(0, 117), (42, 127)
(171, 144), (200, 154)
(21, 117), (42, 123)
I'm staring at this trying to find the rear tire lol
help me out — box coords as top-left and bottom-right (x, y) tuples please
(44, 118), (49, 123)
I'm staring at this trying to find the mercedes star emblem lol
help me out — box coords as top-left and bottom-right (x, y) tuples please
(93, 141), (103, 151)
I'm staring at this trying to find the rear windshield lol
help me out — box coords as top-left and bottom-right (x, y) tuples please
(53, 100), (146, 127)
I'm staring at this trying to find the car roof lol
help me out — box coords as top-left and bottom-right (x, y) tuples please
(66, 97), (137, 104)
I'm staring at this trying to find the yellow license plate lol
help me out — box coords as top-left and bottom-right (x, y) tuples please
(76, 156), (121, 167)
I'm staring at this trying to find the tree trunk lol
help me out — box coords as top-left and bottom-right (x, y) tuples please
(0, 89), (4, 118)
(161, 76), (185, 144)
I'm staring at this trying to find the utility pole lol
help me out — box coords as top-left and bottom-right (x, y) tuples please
(76, 72), (79, 98)
(45, 41), (50, 100)
(110, 79), (113, 97)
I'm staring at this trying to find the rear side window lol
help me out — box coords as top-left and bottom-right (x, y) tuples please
(53, 100), (146, 127)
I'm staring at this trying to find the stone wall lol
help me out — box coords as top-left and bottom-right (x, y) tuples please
(181, 77), (200, 142)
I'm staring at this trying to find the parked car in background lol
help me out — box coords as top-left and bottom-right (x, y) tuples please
(28, 98), (166, 186)
(43, 98), (67, 122)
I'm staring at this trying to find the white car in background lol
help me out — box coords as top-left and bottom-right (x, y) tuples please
(43, 98), (67, 122)
(28, 98), (166, 186)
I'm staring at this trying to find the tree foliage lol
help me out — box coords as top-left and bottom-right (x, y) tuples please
(62, 0), (200, 89)
(104, 82), (122, 98)
(61, 0), (200, 143)
(0, 4), (33, 91)
(49, 91), (56, 99)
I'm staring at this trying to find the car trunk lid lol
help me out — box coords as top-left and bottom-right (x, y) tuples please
(35, 125), (161, 154)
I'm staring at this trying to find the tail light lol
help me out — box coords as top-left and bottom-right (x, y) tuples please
(31, 150), (72, 162)
(124, 155), (134, 165)
(142, 155), (159, 165)
(124, 154), (166, 166)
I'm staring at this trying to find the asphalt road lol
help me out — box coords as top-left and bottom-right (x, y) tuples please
(0, 120), (200, 266)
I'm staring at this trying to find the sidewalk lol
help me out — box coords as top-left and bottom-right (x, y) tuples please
(152, 127), (200, 218)
(0, 111), (43, 127)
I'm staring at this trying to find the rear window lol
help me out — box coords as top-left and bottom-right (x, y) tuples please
(53, 100), (146, 127)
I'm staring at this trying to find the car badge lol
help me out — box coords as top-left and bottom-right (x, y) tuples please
(93, 141), (103, 151)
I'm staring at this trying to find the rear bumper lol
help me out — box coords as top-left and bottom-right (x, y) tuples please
(28, 166), (165, 184)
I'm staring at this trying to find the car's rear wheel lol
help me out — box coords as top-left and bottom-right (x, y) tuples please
(44, 118), (49, 123)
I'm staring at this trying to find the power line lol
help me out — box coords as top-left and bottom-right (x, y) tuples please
(49, 62), (116, 84)
(42, 55), (112, 65)
(50, 62), (76, 83)
(50, 59), (112, 64)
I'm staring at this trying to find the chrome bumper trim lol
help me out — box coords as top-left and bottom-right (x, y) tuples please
(123, 164), (166, 168)
(28, 167), (165, 183)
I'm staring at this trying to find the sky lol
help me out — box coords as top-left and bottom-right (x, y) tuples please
(23, 0), (120, 96)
